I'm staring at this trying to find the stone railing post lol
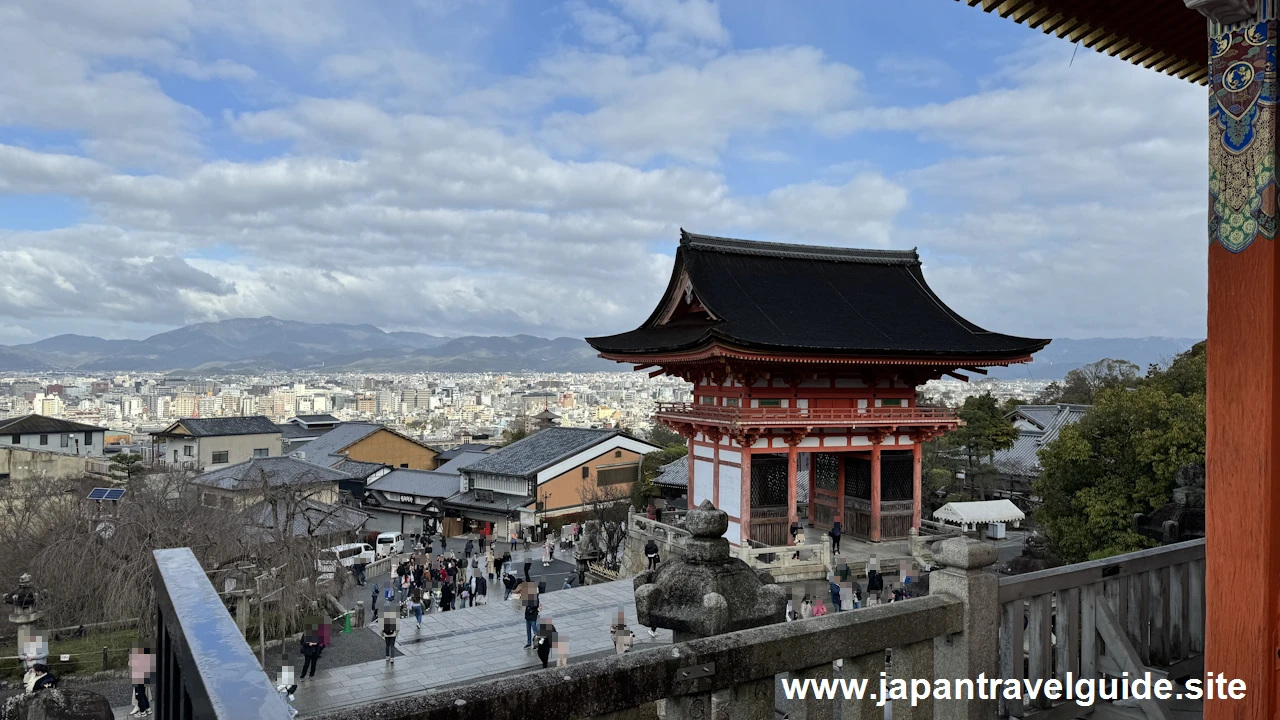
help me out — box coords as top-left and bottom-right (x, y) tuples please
(930, 537), (999, 720)
(636, 500), (787, 720)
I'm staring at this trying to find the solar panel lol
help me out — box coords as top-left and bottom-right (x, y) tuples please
(87, 487), (125, 501)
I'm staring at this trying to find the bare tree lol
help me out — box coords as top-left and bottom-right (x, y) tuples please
(576, 473), (631, 568)
(0, 462), (357, 640)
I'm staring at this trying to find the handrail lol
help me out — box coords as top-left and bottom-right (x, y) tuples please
(998, 538), (1205, 603)
(653, 402), (960, 427)
(153, 548), (291, 720)
(313, 594), (964, 720)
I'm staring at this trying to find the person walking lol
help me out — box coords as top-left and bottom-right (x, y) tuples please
(409, 589), (424, 629)
(521, 584), (541, 649)
(128, 646), (154, 717)
(542, 538), (552, 567)
(534, 617), (563, 668)
(523, 532), (530, 552)
(523, 560), (532, 583)
(479, 535), (487, 555)
(475, 574), (488, 605)
(380, 611), (399, 664)
(465, 538), (475, 560)
(510, 532), (518, 553)
(829, 521), (842, 554)
(299, 626), (324, 680)
(502, 572), (517, 601)
(644, 539), (660, 571)
(610, 612), (634, 655)
(371, 582), (381, 617)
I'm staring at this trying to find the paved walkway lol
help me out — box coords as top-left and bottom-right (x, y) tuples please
(291, 578), (670, 717)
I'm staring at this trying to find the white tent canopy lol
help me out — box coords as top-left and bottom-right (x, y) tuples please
(932, 500), (1025, 530)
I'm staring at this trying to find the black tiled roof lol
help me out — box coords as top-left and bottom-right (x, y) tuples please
(160, 416), (280, 437)
(0, 414), (105, 434)
(443, 489), (533, 513)
(462, 427), (635, 479)
(292, 414), (340, 424)
(367, 468), (460, 498)
(436, 443), (497, 462)
(587, 231), (1050, 360)
(194, 456), (352, 491)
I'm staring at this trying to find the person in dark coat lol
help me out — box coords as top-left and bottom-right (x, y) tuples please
(829, 521), (842, 553)
(534, 618), (556, 668)
(465, 539), (474, 559)
(440, 581), (455, 611)
(829, 580), (842, 612)
(866, 569), (884, 606)
(644, 539), (660, 571)
(299, 627), (323, 679)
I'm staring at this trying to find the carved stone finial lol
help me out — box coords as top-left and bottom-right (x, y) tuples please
(1185, 0), (1259, 25)
(634, 501), (786, 641)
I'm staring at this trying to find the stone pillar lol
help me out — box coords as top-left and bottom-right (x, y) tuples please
(1196, 6), (1280, 718)
(635, 501), (787, 720)
(869, 442), (882, 542)
(786, 442), (799, 546)
(930, 537), (999, 720)
(911, 440), (923, 532)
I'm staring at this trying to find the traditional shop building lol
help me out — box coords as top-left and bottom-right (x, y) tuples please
(587, 231), (1049, 546)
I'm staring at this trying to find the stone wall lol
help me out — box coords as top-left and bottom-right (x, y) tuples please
(0, 447), (96, 481)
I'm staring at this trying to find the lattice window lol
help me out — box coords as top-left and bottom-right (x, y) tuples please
(846, 457), (871, 499)
(882, 453), (914, 501)
(750, 456), (788, 507)
(814, 453), (839, 492)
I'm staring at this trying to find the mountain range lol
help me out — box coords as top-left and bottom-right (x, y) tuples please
(0, 317), (1201, 378)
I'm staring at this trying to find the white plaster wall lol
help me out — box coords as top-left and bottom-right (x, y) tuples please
(720, 449), (741, 464)
(799, 436), (820, 448)
(851, 436), (871, 446)
(694, 459), (714, 507)
(694, 444), (714, 459)
(825, 436), (848, 447)
(719, 465), (741, 516)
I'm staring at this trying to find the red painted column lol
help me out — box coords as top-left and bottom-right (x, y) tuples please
(686, 435), (695, 503)
(911, 441), (923, 532)
(1204, 17), (1280, 719)
(869, 441), (882, 543)
(786, 442), (799, 546)
(741, 447), (753, 544)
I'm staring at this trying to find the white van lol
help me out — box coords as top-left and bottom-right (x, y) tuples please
(318, 542), (375, 574)
(375, 532), (404, 558)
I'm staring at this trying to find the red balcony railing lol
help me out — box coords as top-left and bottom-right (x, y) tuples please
(652, 401), (959, 428)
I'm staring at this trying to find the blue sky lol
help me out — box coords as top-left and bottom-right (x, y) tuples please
(0, 0), (1207, 344)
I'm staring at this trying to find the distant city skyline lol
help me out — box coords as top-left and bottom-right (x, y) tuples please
(1, 1), (1207, 346)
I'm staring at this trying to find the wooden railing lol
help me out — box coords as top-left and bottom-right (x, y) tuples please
(653, 402), (960, 428)
(997, 539), (1206, 718)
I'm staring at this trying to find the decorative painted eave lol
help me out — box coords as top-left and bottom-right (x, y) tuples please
(956, 0), (1213, 85)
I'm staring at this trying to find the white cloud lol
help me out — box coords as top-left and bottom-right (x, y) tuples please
(0, 1), (1211, 346)
(539, 47), (862, 163)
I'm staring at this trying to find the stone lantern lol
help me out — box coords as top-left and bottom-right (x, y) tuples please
(634, 500), (787, 642)
(634, 501), (787, 720)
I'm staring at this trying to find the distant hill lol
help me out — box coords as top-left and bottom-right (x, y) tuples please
(985, 337), (1202, 381)
(0, 318), (1199, 377)
(0, 317), (615, 373)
